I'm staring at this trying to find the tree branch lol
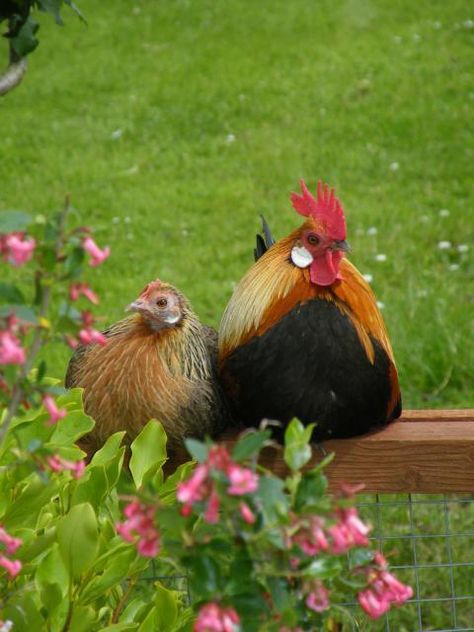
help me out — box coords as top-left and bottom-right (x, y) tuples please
(0, 42), (27, 97)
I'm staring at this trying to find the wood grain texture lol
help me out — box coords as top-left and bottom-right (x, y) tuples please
(223, 410), (474, 494)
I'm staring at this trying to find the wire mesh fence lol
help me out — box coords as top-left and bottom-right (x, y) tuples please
(344, 493), (474, 631)
(138, 493), (474, 631)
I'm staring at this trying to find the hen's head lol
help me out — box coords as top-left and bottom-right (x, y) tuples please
(290, 180), (350, 286)
(127, 280), (187, 331)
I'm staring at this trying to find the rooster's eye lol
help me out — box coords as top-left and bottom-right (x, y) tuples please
(156, 298), (168, 308)
(307, 234), (320, 246)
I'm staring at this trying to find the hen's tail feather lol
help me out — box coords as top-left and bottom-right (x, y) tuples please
(253, 215), (276, 261)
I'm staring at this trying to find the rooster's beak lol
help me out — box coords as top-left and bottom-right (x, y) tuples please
(333, 239), (351, 252)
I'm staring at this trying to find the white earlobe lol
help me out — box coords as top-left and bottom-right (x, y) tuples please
(291, 245), (313, 268)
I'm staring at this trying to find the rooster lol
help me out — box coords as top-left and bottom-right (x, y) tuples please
(66, 279), (233, 458)
(218, 181), (401, 440)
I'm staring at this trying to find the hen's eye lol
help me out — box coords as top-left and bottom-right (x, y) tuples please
(307, 234), (320, 246)
(156, 298), (168, 308)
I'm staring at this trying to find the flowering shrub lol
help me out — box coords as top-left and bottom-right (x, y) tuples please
(114, 423), (412, 631)
(0, 205), (412, 630)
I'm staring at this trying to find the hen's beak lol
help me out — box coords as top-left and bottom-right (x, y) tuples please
(127, 299), (147, 314)
(333, 239), (351, 252)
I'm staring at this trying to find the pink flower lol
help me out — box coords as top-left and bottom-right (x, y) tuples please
(116, 500), (160, 558)
(305, 582), (330, 613)
(83, 236), (110, 266)
(194, 603), (240, 632)
(207, 445), (232, 471)
(0, 232), (35, 266)
(293, 516), (329, 556)
(47, 455), (86, 479)
(69, 283), (99, 304)
(43, 395), (67, 426)
(0, 527), (22, 556)
(204, 487), (220, 524)
(0, 555), (22, 579)
(78, 328), (108, 346)
(358, 588), (390, 618)
(0, 331), (26, 365)
(357, 552), (413, 619)
(177, 464), (209, 506)
(227, 464), (258, 496)
(239, 502), (256, 525)
(328, 507), (371, 554)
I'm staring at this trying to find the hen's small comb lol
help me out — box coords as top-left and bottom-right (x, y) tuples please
(140, 279), (164, 297)
(290, 180), (346, 241)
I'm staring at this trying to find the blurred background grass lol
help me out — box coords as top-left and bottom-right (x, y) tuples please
(0, 0), (472, 408)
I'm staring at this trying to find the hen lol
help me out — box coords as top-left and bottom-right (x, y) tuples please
(66, 279), (232, 457)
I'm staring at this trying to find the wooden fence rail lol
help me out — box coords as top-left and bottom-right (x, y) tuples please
(235, 409), (474, 494)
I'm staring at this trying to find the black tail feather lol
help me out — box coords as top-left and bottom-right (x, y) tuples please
(254, 215), (276, 261)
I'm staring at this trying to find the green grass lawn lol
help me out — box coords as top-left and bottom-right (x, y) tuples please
(0, 0), (472, 409)
(1, 2), (473, 629)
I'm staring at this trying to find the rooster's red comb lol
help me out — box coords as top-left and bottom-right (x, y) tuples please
(290, 180), (346, 241)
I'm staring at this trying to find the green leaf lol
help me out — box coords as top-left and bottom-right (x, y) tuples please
(0, 282), (25, 304)
(294, 470), (328, 511)
(183, 438), (208, 463)
(283, 419), (315, 471)
(35, 543), (69, 616)
(0, 210), (32, 233)
(158, 460), (195, 501)
(3, 476), (59, 529)
(11, 16), (39, 57)
(154, 581), (179, 632)
(187, 552), (222, 598)
(348, 547), (376, 569)
(57, 503), (99, 580)
(257, 475), (288, 524)
(0, 304), (38, 323)
(64, 245), (85, 277)
(81, 547), (137, 604)
(64, 0), (87, 24)
(71, 465), (108, 509)
(49, 409), (95, 446)
(231, 429), (271, 461)
(89, 431), (126, 466)
(130, 420), (167, 488)
(304, 556), (342, 580)
(68, 605), (98, 632)
(37, 0), (64, 25)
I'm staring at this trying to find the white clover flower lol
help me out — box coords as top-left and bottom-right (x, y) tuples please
(389, 162), (399, 172)
(126, 233), (134, 240)
(437, 241), (451, 250)
(457, 244), (469, 253)
(226, 134), (236, 144)
(439, 209), (450, 217)
(376, 301), (385, 310)
(124, 217), (131, 224)
(449, 263), (460, 271)
(432, 21), (442, 29)
(132, 6), (141, 15)
(362, 274), (373, 283)
(463, 19), (474, 29)
(112, 217), (120, 224)
(367, 226), (378, 236)
(412, 33), (421, 42)
(111, 129), (123, 140)
(375, 254), (387, 262)
(181, 228), (189, 237)
(420, 215), (429, 223)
